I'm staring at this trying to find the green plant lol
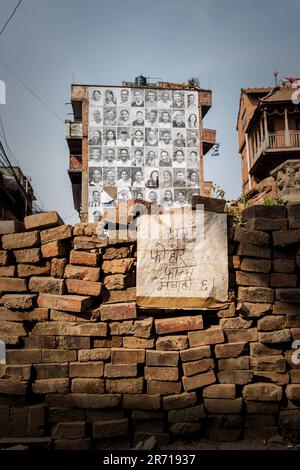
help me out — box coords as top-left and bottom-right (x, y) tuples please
(262, 196), (286, 206)
(212, 184), (225, 199)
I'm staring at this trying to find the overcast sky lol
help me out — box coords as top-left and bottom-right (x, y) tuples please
(1, 0), (299, 223)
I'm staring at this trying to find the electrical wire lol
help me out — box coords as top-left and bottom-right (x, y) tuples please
(0, 0), (23, 36)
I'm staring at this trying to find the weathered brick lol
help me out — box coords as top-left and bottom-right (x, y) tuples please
(183, 358), (214, 376)
(37, 293), (93, 313)
(215, 342), (248, 359)
(54, 439), (91, 450)
(240, 258), (271, 273)
(0, 307), (48, 322)
(123, 394), (161, 410)
(155, 316), (203, 335)
(146, 350), (179, 367)
(220, 317), (252, 329)
(234, 227), (269, 246)
(2, 231), (39, 250)
(69, 250), (99, 267)
(218, 370), (253, 384)
(102, 287), (136, 304)
(93, 419), (128, 438)
(0, 265), (15, 277)
(156, 335), (188, 351)
(17, 262), (50, 277)
(254, 371), (289, 385)
(123, 337), (154, 349)
(273, 230), (300, 246)
(286, 384), (300, 400)
(0, 294), (37, 310)
(273, 259), (296, 273)
(182, 370), (216, 392)
(71, 378), (104, 394)
(242, 205), (287, 219)
(69, 362), (104, 378)
(109, 321), (134, 336)
(250, 355), (286, 372)
(103, 274), (128, 290)
(0, 364), (31, 381)
(31, 321), (71, 336)
(25, 211), (63, 231)
(145, 366), (178, 381)
(58, 336), (90, 349)
(64, 264), (100, 282)
(13, 248), (41, 264)
(103, 247), (131, 260)
(24, 335), (55, 349)
(52, 421), (86, 439)
(102, 258), (135, 274)
(34, 363), (68, 379)
(243, 383), (282, 401)
(104, 364), (137, 378)
(170, 422), (201, 435)
(239, 302), (272, 318)
(40, 225), (72, 244)
(0, 277), (27, 292)
(41, 349), (77, 363)
(6, 349), (40, 364)
(133, 318), (153, 339)
(270, 273), (297, 288)
(188, 327), (224, 347)
(111, 348), (145, 364)
(106, 377), (144, 394)
(218, 356), (249, 370)
(238, 287), (274, 303)
(33, 378), (69, 394)
(203, 384), (236, 399)
(168, 405), (205, 423)
(147, 380), (181, 395)
(0, 380), (27, 394)
(237, 243), (271, 259)
(245, 217), (288, 231)
(204, 398), (243, 414)
(78, 348), (110, 362)
(0, 250), (8, 266)
(257, 315), (286, 331)
(250, 342), (283, 356)
(45, 393), (121, 409)
(100, 302), (136, 321)
(28, 404), (45, 437)
(224, 328), (258, 343)
(276, 289), (300, 303)
(246, 401), (279, 414)
(66, 279), (102, 297)
(41, 240), (68, 258)
(29, 276), (65, 295)
(236, 271), (269, 287)
(51, 258), (67, 278)
(180, 346), (211, 362)
(290, 370), (300, 383)
(0, 321), (26, 341)
(69, 323), (107, 337)
(258, 329), (292, 344)
(162, 392), (197, 410)
(73, 223), (99, 236)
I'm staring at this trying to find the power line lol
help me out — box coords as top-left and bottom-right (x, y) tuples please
(0, 57), (64, 123)
(0, 0), (23, 36)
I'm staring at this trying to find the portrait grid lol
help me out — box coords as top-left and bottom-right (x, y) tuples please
(88, 86), (200, 221)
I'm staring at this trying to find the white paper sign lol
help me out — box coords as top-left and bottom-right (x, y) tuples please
(136, 209), (228, 309)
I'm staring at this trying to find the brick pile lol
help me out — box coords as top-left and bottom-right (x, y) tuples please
(0, 205), (299, 449)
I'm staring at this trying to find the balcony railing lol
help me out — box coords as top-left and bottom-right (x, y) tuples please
(254, 130), (300, 161)
(65, 121), (83, 139)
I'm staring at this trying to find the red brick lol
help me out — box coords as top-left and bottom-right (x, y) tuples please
(71, 378), (104, 394)
(66, 279), (102, 297)
(123, 337), (154, 349)
(183, 358), (214, 376)
(103, 247), (131, 260)
(78, 348), (111, 362)
(93, 419), (128, 438)
(145, 366), (178, 381)
(111, 348), (145, 364)
(204, 398), (242, 414)
(64, 264), (100, 282)
(276, 289), (300, 303)
(40, 225), (72, 244)
(24, 211), (63, 231)
(17, 263), (51, 278)
(102, 287), (136, 304)
(180, 346), (211, 362)
(270, 273), (297, 288)
(46, 393), (121, 409)
(100, 302), (136, 321)
(188, 327), (224, 347)
(34, 363), (68, 379)
(182, 370), (216, 392)
(52, 421), (86, 439)
(33, 379), (69, 394)
(240, 258), (271, 273)
(234, 227), (269, 246)
(147, 380), (181, 395)
(69, 362), (104, 378)
(0, 250), (8, 266)
(13, 248), (41, 264)
(218, 370), (253, 384)
(0, 265), (15, 277)
(0, 277), (27, 292)
(146, 350), (179, 367)
(2, 231), (40, 250)
(203, 384), (236, 399)
(237, 243), (271, 259)
(257, 315), (286, 331)
(238, 287), (274, 303)
(41, 349), (76, 363)
(155, 316), (203, 335)
(224, 328), (258, 343)
(236, 271), (269, 287)
(29, 276), (65, 295)
(243, 383), (282, 401)
(162, 392), (197, 410)
(106, 378), (144, 394)
(104, 364), (137, 378)
(215, 342), (248, 358)
(273, 259), (296, 273)
(0, 294), (37, 310)
(51, 258), (67, 278)
(37, 293), (93, 313)
(41, 241), (68, 258)
(250, 356), (286, 372)
(69, 250), (99, 267)
(156, 336), (188, 351)
(218, 356), (249, 370)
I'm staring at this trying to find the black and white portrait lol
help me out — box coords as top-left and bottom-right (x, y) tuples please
(117, 127), (131, 146)
(89, 107), (103, 126)
(187, 92), (198, 109)
(146, 188), (159, 204)
(104, 88), (117, 106)
(131, 168), (145, 189)
(103, 147), (116, 166)
(172, 90), (185, 108)
(160, 168), (173, 188)
(187, 169), (200, 188)
(186, 129), (199, 147)
(89, 167), (103, 188)
(132, 148), (144, 167)
(187, 113), (198, 128)
(145, 168), (159, 188)
(89, 88), (103, 106)
(103, 167), (116, 187)
(145, 128), (158, 146)
(88, 128), (102, 145)
(103, 127), (117, 146)
(117, 147), (131, 166)
(187, 149), (199, 167)
(173, 168), (186, 187)
(145, 89), (158, 106)
(88, 146), (102, 165)
(104, 107), (117, 126)
(131, 128), (144, 147)
(161, 189), (174, 208)
(173, 189), (188, 207)
(117, 107), (131, 126)
(158, 129), (172, 147)
(159, 149), (172, 167)
(158, 109), (172, 128)
(118, 88), (130, 105)
(172, 110), (185, 128)
(158, 90), (172, 108)
(173, 149), (186, 167)
(145, 148), (158, 167)
(132, 109), (145, 126)
(145, 108), (158, 126)
(172, 129), (186, 147)
(131, 89), (145, 107)
(116, 167), (131, 189)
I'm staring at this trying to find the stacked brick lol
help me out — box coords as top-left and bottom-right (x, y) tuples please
(0, 204), (299, 449)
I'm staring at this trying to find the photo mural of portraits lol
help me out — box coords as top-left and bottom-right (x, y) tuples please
(87, 86), (200, 220)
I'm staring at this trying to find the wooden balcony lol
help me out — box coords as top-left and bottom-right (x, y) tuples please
(251, 130), (300, 179)
(199, 90), (212, 117)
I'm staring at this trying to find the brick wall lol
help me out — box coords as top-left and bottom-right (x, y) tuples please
(0, 206), (299, 449)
